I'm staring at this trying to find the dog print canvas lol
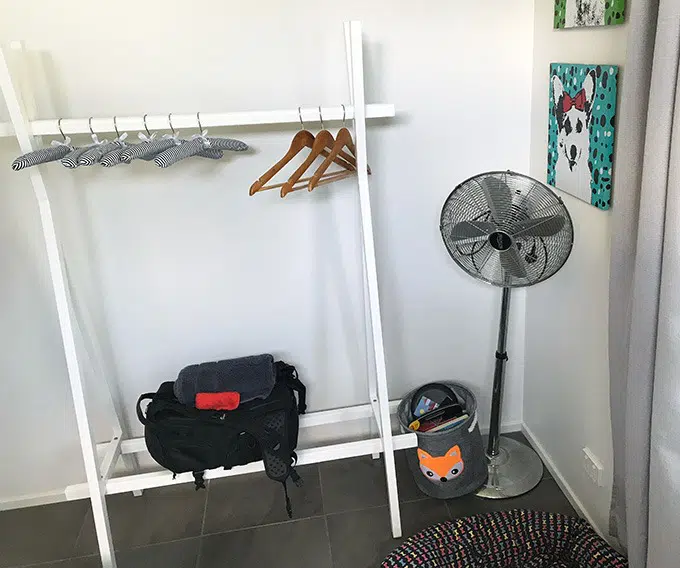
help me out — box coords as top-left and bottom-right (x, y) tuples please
(554, 0), (626, 28)
(547, 63), (618, 210)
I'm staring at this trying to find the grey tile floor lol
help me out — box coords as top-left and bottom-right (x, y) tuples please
(0, 433), (577, 568)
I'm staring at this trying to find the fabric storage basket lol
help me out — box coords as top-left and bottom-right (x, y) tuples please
(398, 382), (486, 499)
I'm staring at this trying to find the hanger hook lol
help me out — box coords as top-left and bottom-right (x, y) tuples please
(113, 116), (120, 139)
(143, 114), (151, 137)
(298, 107), (304, 129)
(318, 106), (324, 130)
(196, 112), (203, 134)
(88, 117), (95, 136)
(341, 104), (346, 127)
(168, 113), (176, 136)
(57, 118), (66, 140)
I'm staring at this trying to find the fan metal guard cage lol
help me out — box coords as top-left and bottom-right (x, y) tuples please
(440, 171), (574, 288)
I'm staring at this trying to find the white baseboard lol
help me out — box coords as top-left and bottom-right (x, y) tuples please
(492, 420), (523, 435)
(0, 419), (525, 511)
(521, 423), (603, 536)
(0, 489), (66, 511)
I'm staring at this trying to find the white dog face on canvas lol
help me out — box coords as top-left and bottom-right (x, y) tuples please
(551, 70), (596, 203)
(566, 0), (605, 27)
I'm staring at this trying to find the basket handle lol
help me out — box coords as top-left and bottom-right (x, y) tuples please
(467, 411), (478, 433)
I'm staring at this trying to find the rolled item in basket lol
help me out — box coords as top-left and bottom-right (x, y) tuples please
(173, 353), (276, 409)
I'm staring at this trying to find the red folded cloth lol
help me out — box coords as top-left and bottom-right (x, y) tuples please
(195, 391), (240, 411)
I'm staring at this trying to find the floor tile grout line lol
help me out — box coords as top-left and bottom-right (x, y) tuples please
(71, 502), (93, 559)
(444, 499), (453, 520)
(11, 556), (98, 568)
(195, 537), (204, 568)
(10, 535), (207, 568)
(324, 498), (424, 518)
(196, 481), (210, 568)
(322, 515), (334, 568)
(200, 481), (210, 535)
(316, 463), (334, 567)
(201, 513), (327, 538)
(316, 463), (327, 517)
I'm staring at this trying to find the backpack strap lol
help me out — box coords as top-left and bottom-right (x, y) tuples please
(282, 480), (292, 518)
(276, 362), (306, 414)
(193, 471), (206, 490)
(136, 393), (156, 426)
(287, 374), (306, 414)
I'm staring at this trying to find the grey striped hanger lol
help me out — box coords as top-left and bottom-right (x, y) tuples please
(61, 144), (100, 168)
(97, 120), (130, 167)
(204, 137), (248, 152)
(121, 135), (177, 163)
(197, 148), (224, 159)
(62, 118), (103, 168)
(100, 146), (129, 167)
(12, 141), (72, 171)
(194, 113), (248, 153)
(12, 121), (74, 171)
(78, 140), (127, 166)
(154, 137), (209, 168)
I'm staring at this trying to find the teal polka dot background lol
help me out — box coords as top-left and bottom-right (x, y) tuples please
(547, 63), (618, 210)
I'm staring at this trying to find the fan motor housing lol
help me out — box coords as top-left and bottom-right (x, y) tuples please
(489, 231), (513, 252)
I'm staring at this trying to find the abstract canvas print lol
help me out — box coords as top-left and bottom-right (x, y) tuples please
(547, 63), (618, 210)
(554, 0), (625, 28)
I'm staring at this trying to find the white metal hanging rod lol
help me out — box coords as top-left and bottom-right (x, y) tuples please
(0, 104), (394, 138)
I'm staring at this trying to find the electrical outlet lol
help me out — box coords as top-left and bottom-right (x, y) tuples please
(582, 447), (604, 486)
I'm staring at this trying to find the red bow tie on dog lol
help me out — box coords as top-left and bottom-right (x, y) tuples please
(562, 89), (587, 112)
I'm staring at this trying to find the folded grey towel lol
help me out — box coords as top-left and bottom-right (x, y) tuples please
(174, 353), (276, 407)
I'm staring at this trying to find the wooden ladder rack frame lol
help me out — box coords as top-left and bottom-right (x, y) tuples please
(0, 21), (417, 568)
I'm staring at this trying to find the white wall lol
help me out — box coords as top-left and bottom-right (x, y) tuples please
(524, 1), (628, 534)
(0, 0), (534, 502)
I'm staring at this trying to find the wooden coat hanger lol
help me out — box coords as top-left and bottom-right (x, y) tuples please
(308, 106), (371, 192)
(250, 108), (356, 195)
(278, 169), (356, 197)
(280, 107), (355, 197)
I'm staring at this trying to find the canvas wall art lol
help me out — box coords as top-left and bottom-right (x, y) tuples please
(547, 63), (618, 210)
(554, 0), (626, 28)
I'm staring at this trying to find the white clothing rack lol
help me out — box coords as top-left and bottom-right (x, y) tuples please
(0, 21), (416, 568)
(0, 104), (395, 137)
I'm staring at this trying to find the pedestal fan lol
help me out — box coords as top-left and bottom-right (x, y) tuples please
(440, 171), (573, 498)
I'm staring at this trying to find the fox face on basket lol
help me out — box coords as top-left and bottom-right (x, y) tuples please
(417, 445), (465, 483)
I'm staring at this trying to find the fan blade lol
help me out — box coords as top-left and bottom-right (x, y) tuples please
(449, 220), (495, 241)
(479, 175), (512, 224)
(510, 215), (566, 238)
(500, 246), (527, 279)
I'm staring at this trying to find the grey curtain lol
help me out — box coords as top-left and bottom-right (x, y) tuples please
(608, 0), (680, 567)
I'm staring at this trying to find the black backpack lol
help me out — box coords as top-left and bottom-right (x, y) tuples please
(136, 361), (306, 516)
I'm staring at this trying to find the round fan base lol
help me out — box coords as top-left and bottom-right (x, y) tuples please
(475, 435), (544, 499)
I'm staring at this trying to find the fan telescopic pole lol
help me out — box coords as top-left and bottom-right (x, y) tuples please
(487, 286), (511, 457)
(475, 283), (544, 500)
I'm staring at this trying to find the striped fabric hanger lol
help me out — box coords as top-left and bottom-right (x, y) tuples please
(11, 119), (73, 171)
(13, 140), (72, 170)
(121, 135), (176, 162)
(100, 145), (128, 167)
(195, 113), (248, 153)
(61, 117), (102, 169)
(153, 113), (239, 167)
(61, 146), (93, 168)
(121, 114), (204, 163)
(120, 115), (177, 162)
(154, 137), (208, 168)
(197, 148), (224, 159)
(98, 117), (131, 167)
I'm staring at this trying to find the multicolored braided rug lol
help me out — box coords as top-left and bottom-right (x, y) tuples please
(382, 509), (628, 567)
